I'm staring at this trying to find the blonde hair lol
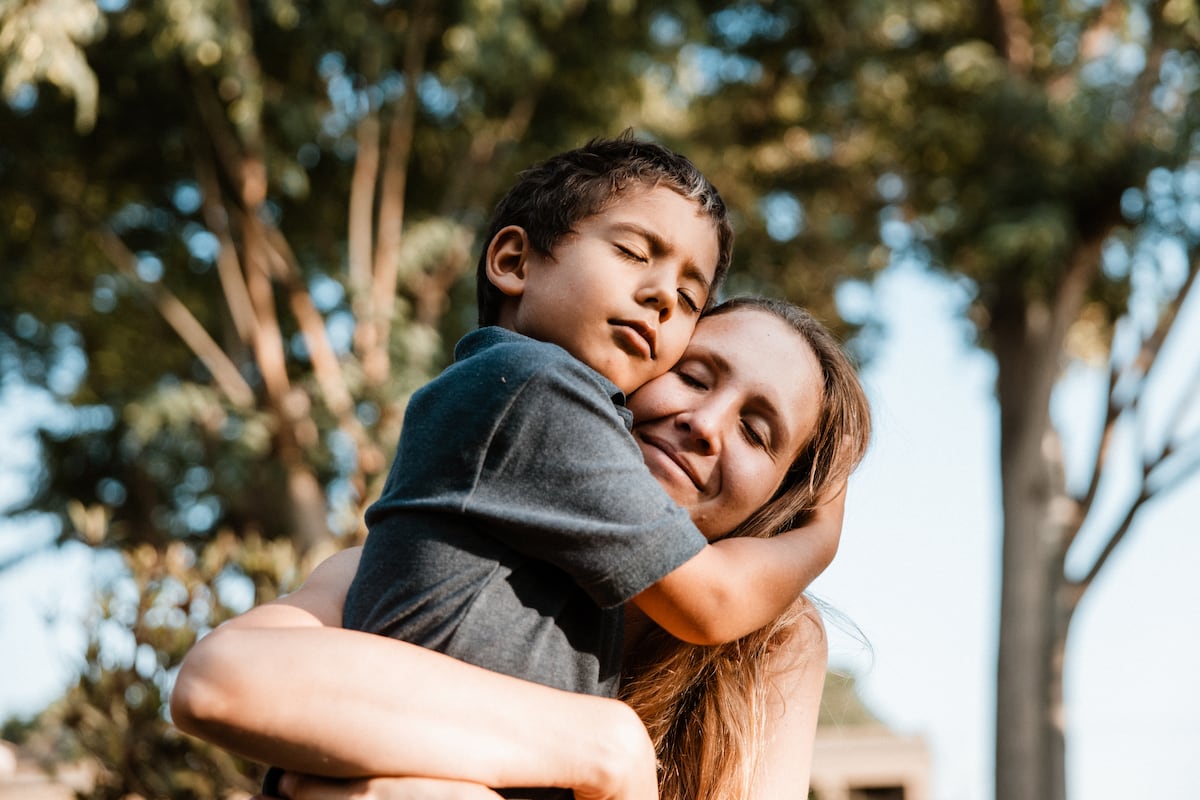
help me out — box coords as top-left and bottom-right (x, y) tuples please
(619, 297), (872, 800)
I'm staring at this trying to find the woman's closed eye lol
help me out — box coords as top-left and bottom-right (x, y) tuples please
(742, 418), (770, 449)
(674, 366), (709, 390)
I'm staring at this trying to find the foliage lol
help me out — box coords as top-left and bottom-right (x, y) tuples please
(0, 0), (688, 792)
(1, 0), (1198, 798)
(670, 5), (1200, 800)
(23, 534), (300, 799)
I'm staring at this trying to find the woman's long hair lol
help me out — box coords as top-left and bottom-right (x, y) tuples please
(619, 297), (872, 800)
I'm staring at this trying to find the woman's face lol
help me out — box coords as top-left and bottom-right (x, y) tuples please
(627, 308), (823, 539)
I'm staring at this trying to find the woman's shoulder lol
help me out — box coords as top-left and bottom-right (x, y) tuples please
(767, 598), (828, 676)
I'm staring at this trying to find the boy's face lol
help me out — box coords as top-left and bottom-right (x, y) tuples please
(495, 185), (721, 395)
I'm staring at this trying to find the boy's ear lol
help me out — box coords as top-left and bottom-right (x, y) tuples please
(485, 225), (532, 298)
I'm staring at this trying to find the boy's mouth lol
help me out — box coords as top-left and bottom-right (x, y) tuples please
(611, 320), (656, 359)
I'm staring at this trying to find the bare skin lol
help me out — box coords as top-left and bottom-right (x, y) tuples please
(172, 308), (841, 799)
(175, 547), (828, 800)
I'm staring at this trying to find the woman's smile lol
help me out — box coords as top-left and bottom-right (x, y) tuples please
(636, 430), (704, 491)
(628, 307), (824, 538)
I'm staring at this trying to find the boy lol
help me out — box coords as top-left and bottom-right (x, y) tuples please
(343, 136), (833, 701)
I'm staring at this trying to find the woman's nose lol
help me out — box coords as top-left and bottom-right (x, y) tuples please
(677, 408), (719, 455)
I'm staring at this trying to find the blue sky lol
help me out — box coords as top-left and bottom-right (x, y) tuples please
(1, 264), (1198, 799)
(810, 265), (1200, 800)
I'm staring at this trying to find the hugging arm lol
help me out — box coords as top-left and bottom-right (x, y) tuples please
(460, 359), (843, 650)
(632, 482), (846, 645)
(243, 597), (830, 800)
(258, 618), (827, 800)
(254, 774), (505, 800)
(170, 548), (657, 800)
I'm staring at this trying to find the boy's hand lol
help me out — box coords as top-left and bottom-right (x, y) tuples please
(774, 479), (848, 580)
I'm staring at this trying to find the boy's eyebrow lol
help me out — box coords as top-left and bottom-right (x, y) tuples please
(613, 222), (714, 299)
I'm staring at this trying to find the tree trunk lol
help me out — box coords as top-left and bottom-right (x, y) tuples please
(992, 298), (1069, 800)
(283, 448), (332, 556)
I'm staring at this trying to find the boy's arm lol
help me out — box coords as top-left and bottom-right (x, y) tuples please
(171, 549), (657, 800)
(630, 483), (845, 645)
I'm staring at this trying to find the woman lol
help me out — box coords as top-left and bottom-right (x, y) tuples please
(171, 297), (872, 800)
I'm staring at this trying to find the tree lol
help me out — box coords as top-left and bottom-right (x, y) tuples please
(3, 1), (1198, 797)
(661, 3), (1200, 799)
(0, 0), (693, 793)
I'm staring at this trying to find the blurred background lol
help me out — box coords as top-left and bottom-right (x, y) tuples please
(1, 1), (1198, 799)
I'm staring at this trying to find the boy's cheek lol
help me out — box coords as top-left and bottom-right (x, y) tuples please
(661, 319), (700, 362)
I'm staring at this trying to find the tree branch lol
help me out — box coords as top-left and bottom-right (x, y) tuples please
(1065, 361), (1120, 549)
(1077, 428), (1200, 592)
(91, 228), (255, 408)
(1074, 247), (1200, 590)
(1075, 485), (1148, 594)
(364, 0), (438, 386)
(1140, 245), (1200, 458)
(1147, 434), (1200, 494)
(187, 69), (250, 205)
(348, 111), (381, 367)
(238, 214), (292, 405)
(192, 144), (258, 347)
(260, 225), (356, 419)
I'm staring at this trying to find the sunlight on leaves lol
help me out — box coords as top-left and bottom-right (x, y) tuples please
(0, 0), (105, 131)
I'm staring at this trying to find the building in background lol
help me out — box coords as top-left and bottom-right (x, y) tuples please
(812, 672), (932, 800)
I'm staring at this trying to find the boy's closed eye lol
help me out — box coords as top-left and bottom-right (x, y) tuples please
(615, 242), (702, 313)
(615, 243), (648, 262)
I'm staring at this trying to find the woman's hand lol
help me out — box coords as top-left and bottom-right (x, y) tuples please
(255, 772), (505, 800)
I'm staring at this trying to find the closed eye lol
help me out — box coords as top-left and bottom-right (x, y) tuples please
(616, 244), (648, 262)
(678, 290), (701, 313)
(742, 419), (769, 449)
(675, 370), (708, 390)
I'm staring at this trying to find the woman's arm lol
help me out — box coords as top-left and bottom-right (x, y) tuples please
(247, 605), (830, 800)
(254, 774), (505, 800)
(751, 610), (828, 798)
(171, 547), (657, 800)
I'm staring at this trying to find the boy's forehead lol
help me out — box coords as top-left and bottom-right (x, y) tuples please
(590, 183), (708, 229)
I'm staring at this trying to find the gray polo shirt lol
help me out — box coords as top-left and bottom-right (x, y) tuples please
(345, 326), (706, 699)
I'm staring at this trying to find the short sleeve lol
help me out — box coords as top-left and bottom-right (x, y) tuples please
(465, 358), (706, 608)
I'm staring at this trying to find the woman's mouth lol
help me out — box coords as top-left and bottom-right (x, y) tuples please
(638, 432), (702, 490)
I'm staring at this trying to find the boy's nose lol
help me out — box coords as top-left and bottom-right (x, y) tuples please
(636, 282), (676, 321)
